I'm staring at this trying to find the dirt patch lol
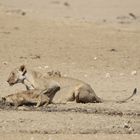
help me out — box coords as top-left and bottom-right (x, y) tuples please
(0, 0), (140, 138)
(0, 101), (140, 134)
(0, 101), (140, 117)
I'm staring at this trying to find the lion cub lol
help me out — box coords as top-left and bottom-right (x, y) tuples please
(1, 89), (49, 107)
(2, 85), (60, 107)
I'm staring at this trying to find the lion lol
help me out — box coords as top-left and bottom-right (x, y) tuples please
(2, 85), (60, 107)
(7, 65), (137, 104)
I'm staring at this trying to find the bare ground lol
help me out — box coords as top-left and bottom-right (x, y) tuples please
(0, 0), (140, 139)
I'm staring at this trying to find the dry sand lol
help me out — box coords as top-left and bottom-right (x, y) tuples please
(0, 0), (140, 139)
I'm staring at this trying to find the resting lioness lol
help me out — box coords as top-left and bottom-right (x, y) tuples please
(2, 85), (60, 107)
(7, 65), (137, 104)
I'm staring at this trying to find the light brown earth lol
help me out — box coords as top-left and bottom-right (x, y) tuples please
(0, 0), (140, 139)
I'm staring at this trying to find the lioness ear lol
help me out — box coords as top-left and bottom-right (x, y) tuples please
(2, 97), (6, 101)
(19, 65), (27, 75)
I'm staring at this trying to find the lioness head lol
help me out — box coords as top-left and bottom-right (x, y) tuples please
(7, 65), (27, 86)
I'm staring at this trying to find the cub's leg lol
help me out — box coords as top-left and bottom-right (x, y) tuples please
(35, 84), (60, 107)
(42, 84), (60, 101)
(36, 94), (50, 107)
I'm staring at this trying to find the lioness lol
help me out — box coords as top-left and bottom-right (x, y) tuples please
(7, 65), (137, 104)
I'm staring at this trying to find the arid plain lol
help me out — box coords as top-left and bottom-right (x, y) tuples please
(0, 0), (140, 139)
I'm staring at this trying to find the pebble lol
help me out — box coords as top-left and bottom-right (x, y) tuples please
(30, 136), (34, 140)
(44, 65), (49, 69)
(94, 57), (97, 60)
(120, 73), (124, 76)
(2, 61), (8, 65)
(131, 70), (137, 75)
(84, 74), (88, 77)
(63, 74), (67, 77)
(38, 66), (42, 69)
(105, 73), (111, 78)
(124, 122), (130, 128)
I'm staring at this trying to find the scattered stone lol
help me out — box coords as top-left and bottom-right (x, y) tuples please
(6, 9), (26, 16)
(44, 65), (49, 69)
(124, 122), (130, 128)
(131, 70), (137, 76)
(19, 56), (27, 59)
(105, 73), (111, 78)
(94, 57), (97, 60)
(63, 74), (67, 77)
(128, 127), (134, 134)
(129, 13), (136, 20)
(110, 49), (117, 52)
(120, 73), (124, 76)
(84, 74), (88, 77)
(14, 27), (19, 30)
(51, 1), (60, 4)
(64, 2), (70, 7)
(38, 66), (42, 69)
(102, 19), (107, 23)
(21, 11), (26, 16)
(30, 136), (34, 140)
(2, 61), (8, 65)
(1, 31), (11, 34)
(123, 121), (134, 134)
(116, 16), (131, 24)
(30, 55), (40, 59)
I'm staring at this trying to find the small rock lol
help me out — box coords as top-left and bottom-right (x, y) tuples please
(124, 122), (130, 128)
(30, 55), (40, 59)
(120, 73), (124, 76)
(110, 49), (117, 52)
(105, 73), (111, 78)
(84, 74), (88, 77)
(63, 74), (67, 77)
(131, 70), (137, 76)
(44, 65), (49, 69)
(128, 127), (134, 134)
(102, 19), (107, 23)
(21, 11), (26, 16)
(2, 61), (8, 65)
(64, 2), (70, 7)
(19, 56), (27, 59)
(19, 118), (25, 123)
(14, 26), (19, 30)
(38, 66), (42, 69)
(129, 13), (136, 20)
(94, 57), (97, 60)
(30, 136), (34, 140)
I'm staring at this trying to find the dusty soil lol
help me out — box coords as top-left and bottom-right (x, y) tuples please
(0, 0), (140, 139)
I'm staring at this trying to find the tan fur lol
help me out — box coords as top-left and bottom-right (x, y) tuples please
(2, 89), (50, 107)
(7, 65), (137, 104)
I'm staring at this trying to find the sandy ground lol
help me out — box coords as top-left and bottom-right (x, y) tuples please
(0, 0), (140, 139)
